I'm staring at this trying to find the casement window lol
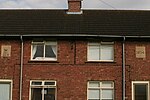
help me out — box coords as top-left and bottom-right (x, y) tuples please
(0, 80), (12, 100)
(31, 41), (57, 61)
(87, 81), (114, 100)
(30, 80), (56, 100)
(132, 81), (149, 100)
(87, 42), (114, 61)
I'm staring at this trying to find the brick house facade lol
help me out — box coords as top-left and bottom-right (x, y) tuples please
(0, 0), (150, 100)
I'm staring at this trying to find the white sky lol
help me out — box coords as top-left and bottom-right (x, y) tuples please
(0, 0), (150, 10)
(83, 0), (150, 10)
(0, 0), (68, 9)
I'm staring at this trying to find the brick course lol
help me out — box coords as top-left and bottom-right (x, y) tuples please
(0, 39), (20, 100)
(125, 41), (150, 100)
(21, 39), (123, 100)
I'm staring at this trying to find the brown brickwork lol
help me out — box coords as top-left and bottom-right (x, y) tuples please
(0, 39), (20, 100)
(68, 0), (82, 12)
(21, 39), (123, 100)
(3, 38), (150, 100)
(125, 41), (150, 100)
(0, 1), (149, 100)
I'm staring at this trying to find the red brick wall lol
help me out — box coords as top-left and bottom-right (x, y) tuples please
(125, 41), (150, 100)
(22, 39), (123, 100)
(0, 39), (20, 100)
(1, 38), (150, 100)
(0, 38), (124, 100)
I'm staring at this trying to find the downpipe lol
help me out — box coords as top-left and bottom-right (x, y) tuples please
(122, 37), (126, 100)
(20, 36), (23, 100)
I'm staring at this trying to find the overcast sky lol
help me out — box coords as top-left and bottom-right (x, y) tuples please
(83, 0), (150, 10)
(0, 0), (68, 9)
(0, 0), (150, 10)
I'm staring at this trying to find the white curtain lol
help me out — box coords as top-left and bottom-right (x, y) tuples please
(101, 45), (113, 60)
(88, 45), (99, 61)
(51, 46), (56, 56)
(32, 45), (37, 59)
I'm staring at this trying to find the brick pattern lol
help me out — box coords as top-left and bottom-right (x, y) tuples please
(0, 39), (20, 100)
(22, 39), (122, 100)
(125, 41), (150, 100)
(3, 38), (150, 100)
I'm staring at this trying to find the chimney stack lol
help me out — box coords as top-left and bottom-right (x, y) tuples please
(67, 0), (82, 14)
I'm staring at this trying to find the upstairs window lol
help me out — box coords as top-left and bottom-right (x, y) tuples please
(31, 41), (57, 61)
(87, 42), (114, 61)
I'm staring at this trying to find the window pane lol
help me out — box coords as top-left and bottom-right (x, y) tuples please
(45, 45), (56, 59)
(89, 82), (100, 87)
(44, 82), (56, 85)
(45, 41), (57, 45)
(134, 84), (148, 100)
(31, 82), (42, 85)
(100, 45), (113, 60)
(102, 90), (113, 99)
(88, 46), (99, 61)
(0, 83), (10, 100)
(31, 88), (42, 100)
(32, 45), (44, 59)
(101, 82), (113, 88)
(89, 99), (100, 100)
(88, 42), (99, 46)
(88, 90), (100, 99)
(102, 99), (113, 100)
(44, 88), (55, 100)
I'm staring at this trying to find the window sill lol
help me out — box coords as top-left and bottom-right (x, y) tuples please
(28, 60), (58, 63)
(86, 60), (115, 63)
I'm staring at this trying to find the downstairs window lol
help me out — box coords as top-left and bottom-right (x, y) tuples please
(88, 81), (114, 100)
(30, 80), (56, 100)
(132, 81), (149, 100)
(0, 80), (12, 100)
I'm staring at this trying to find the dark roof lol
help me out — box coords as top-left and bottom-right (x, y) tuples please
(0, 10), (150, 36)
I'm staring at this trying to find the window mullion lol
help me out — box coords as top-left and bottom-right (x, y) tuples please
(99, 43), (101, 61)
(100, 88), (102, 100)
(100, 82), (102, 100)
(42, 88), (44, 100)
(44, 43), (46, 58)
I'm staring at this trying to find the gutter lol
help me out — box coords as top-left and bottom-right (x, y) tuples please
(1, 33), (150, 38)
(20, 36), (23, 100)
(122, 37), (126, 100)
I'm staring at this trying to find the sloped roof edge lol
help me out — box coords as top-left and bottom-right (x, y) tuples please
(0, 10), (149, 36)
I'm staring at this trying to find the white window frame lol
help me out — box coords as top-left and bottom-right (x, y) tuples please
(132, 81), (149, 100)
(31, 41), (57, 61)
(0, 79), (12, 100)
(87, 42), (114, 62)
(29, 80), (57, 100)
(87, 81), (114, 100)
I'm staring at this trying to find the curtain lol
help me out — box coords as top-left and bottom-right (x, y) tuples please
(101, 45), (113, 60)
(32, 45), (37, 59)
(51, 46), (56, 56)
